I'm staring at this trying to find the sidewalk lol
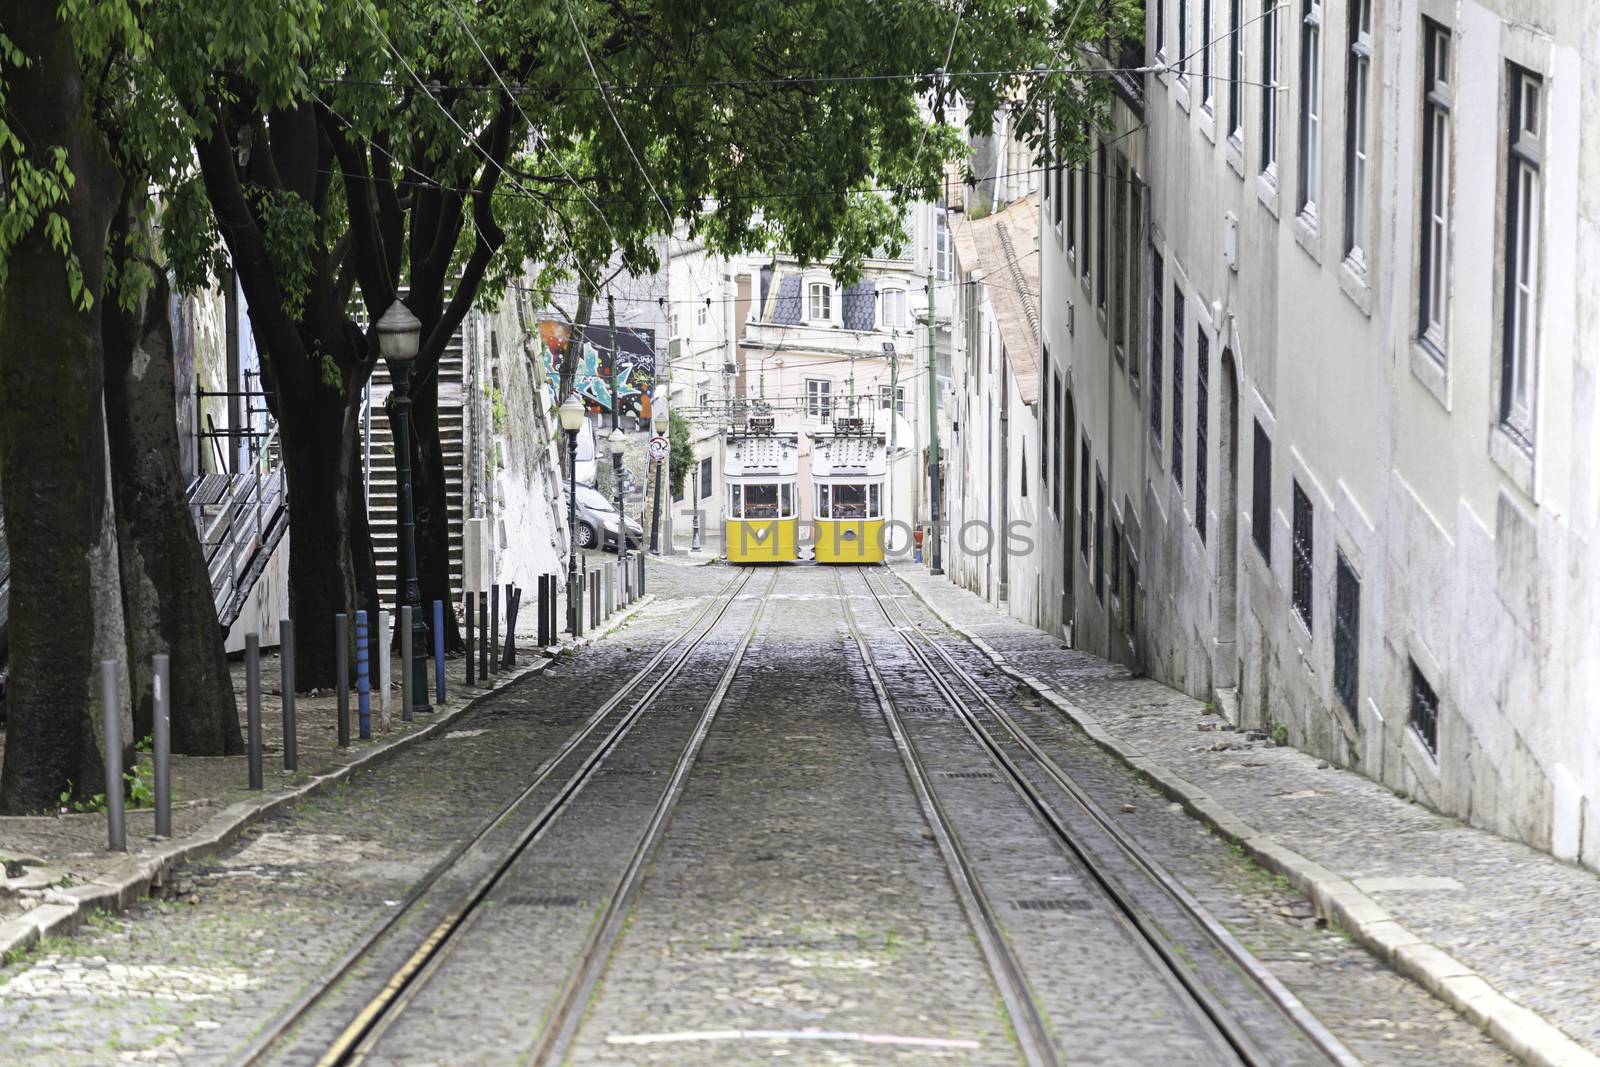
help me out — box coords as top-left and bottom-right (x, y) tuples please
(0, 594), (652, 961)
(890, 563), (1600, 1067)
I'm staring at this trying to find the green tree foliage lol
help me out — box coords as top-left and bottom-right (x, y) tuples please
(668, 410), (694, 500)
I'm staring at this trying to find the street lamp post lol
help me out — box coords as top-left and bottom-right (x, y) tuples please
(559, 393), (585, 635)
(376, 301), (430, 716)
(649, 400), (667, 554)
(608, 426), (626, 576)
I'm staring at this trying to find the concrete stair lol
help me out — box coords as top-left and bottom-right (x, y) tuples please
(363, 335), (466, 603)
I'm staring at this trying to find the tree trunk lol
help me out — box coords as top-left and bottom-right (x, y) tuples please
(278, 379), (377, 691)
(0, 4), (133, 813)
(410, 369), (462, 653)
(102, 219), (243, 755)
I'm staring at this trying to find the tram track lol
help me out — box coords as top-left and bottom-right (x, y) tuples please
(231, 567), (762, 1067)
(841, 565), (1363, 1067)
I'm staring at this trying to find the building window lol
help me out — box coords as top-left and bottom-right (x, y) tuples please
(1042, 360), (1053, 514)
(805, 378), (832, 420)
(1111, 523), (1122, 597)
(1417, 22), (1452, 356)
(699, 456), (713, 498)
(1052, 371), (1063, 515)
(1171, 285), (1185, 489)
(1095, 469), (1107, 602)
(696, 302), (708, 326)
(1150, 252), (1165, 449)
(1156, 0), (1166, 57)
(1080, 130), (1092, 285)
(1252, 419), (1271, 562)
(878, 384), (906, 414)
(1021, 438), (1028, 497)
(1129, 185), (1143, 385)
(1052, 114), (1064, 231)
(1291, 481), (1314, 630)
(1177, 0), (1189, 81)
(1096, 142), (1109, 315)
(882, 287), (908, 328)
(1502, 66), (1543, 443)
(1409, 661), (1439, 756)
(1298, 0), (1322, 220)
(1343, 0), (1373, 265)
(808, 282), (832, 322)
(1126, 558), (1138, 634)
(1114, 160), (1128, 358)
(935, 209), (954, 281)
(1079, 437), (1091, 562)
(1261, 0), (1279, 178)
(1196, 331), (1210, 542)
(1201, 0), (1214, 110)
(1228, 0), (1244, 141)
(1334, 551), (1360, 715)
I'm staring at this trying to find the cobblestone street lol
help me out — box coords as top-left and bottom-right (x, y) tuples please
(0, 563), (1541, 1065)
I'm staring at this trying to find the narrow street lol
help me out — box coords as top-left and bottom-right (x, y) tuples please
(0, 563), (1512, 1066)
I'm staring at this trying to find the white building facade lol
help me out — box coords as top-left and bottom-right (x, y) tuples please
(1043, 0), (1600, 869)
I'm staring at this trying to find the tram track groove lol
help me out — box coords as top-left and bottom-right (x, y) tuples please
(526, 567), (781, 1067)
(231, 568), (758, 1067)
(834, 569), (1061, 1067)
(853, 565), (1361, 1067)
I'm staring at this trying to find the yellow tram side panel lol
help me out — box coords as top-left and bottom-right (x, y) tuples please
(813, 518), (886, 564)
(724, 516), (800, 563)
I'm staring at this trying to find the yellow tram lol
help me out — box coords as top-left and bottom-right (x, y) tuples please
(809, 419), (888, 564)
(722, 417), (800, 563)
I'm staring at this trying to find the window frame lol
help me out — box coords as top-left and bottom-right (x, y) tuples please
(1291, 481), (1314, 631)
(1201, 0), (1214, 111)
(1409, 661), (1440, 756)
(1297, 0), (1323, 222)
(1096, 141), (1109, 315)
(805, 377), (833, 421)
(1228, 0), (1245, 142)
(807, 281), (833, 323)
(881, 287), (909, 329)
(1251, 419), (1272, 562)
(1079, 436), (1092, 563)
(1177, 0), (1190, 82)
(1342, 0), (1374, 267)
(1333, 551), (1360, 716)
(1501, 65), (1543, 445)
(1260, 0), (1279, 179)
(1196, 330), (1210, 542)
(1417, 20), (1452, 358)
(1171, 285), (1186, 490)
(1150, 252), (1165, 451)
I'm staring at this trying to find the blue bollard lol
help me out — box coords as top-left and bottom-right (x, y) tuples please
(355, 610), (371, 740)
(433, 600), (446, 705)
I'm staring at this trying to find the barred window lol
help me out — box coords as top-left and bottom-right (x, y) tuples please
(1095, 470), (1107, 602)
(1171, 286), (1185, 489)
(1196, 331), (1210, 542)
(1291, 481), (1314, 631)
(1410, 661), (1439, 755)
(1334, 552), (1360, 715)
(1252, 420), (1272, 562)
(1080, 437), (1091, 562)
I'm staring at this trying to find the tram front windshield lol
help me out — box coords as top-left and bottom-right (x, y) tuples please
(818, 483), (879, 519)
(730, 483), (791, 519)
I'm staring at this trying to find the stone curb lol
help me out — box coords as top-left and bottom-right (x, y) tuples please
(0, 593), (654, 964)
(888, 568), (1598, 1067)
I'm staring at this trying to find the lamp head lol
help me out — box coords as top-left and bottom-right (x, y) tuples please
(608, 426), (626, 457)
(558, 393), (586, 433)
(375, 301), (423, 369)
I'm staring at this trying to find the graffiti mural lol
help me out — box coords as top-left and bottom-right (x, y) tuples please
(539, 320), (657, 417)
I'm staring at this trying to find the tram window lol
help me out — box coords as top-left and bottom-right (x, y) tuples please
(781, 483), (793, 517)
(744, 484), (780, 518)
(870, 483), (880, 516)
(831, 484), (869, 519)
(729, 484), (742, 516)
(816, 484), (830, 516)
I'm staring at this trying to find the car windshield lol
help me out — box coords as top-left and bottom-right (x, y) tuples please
(577, 486), (615, 512)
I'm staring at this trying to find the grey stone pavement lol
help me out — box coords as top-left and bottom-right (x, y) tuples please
(890, 560), (1600, 1066)
(0, 560), (1542, 1065)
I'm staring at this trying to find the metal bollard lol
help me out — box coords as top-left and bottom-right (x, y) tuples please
(400, 605), (414, 723)
(465, 591), (476, 686)
(433, 600), (446, 706)
(280, 619), (297, 771)
(100, 661), (126, 852)
(336, 613), (350, 748)
(375, 611), (391, 730)
(246, 634), (263, 788)
(501, 586), (520, 669)
(490, 584), (499, 677)
(536, 575), (550, 648)
(355, 611), (371, 741)
(591, 571), (600, 629)
(152, 654), (171, 838)
(478, 589), (489, 680)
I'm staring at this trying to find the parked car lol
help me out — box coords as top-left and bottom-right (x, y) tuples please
(573, 483), (643, 551)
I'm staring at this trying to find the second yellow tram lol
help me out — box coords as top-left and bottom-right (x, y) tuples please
(723, 417), (800, 563)
(809, 420), (888, 564)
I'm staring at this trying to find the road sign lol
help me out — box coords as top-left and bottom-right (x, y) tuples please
(648, 435), (670, 461)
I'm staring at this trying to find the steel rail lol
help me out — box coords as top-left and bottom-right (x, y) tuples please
(859, 566), (1361, 1067)
(526, 568), (781, 1067)
(231, 567), (756, 1067)
(834, 570), (1061, 1067)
